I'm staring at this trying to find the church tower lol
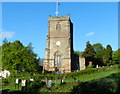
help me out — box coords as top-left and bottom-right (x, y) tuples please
(44, 14), (73, 73)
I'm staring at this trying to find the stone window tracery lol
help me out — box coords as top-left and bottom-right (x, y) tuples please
(54, 51), (62, 66)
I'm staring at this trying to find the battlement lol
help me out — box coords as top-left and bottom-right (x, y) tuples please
(49, 14), (70, 21)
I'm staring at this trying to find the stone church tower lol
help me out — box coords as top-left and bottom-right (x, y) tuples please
(44, 14), (85, 73)
(44, 14), (73, 73)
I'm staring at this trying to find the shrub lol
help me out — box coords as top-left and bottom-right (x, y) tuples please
(2, 79), (9, 86)
(27, 76), (45, 90)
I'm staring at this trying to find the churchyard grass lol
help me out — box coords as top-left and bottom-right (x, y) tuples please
(45, 67), (118, 85)
(1, 64), (119, 93)
(39, 68), (119, 93)
(64, 68), (118, 82)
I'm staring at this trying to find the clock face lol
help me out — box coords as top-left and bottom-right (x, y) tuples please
(56, 41), (61, 46)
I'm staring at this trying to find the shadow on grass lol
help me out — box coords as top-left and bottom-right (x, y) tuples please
(0, 89), (39, 94)
(9, 90), (40, 94)
(71, 72), (120, 94)
(0, 89), (10, 94)
(1, 89), (46, 94)
(1, 81), (46, 94)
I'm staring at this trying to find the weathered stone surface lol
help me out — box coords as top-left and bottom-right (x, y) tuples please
(44, 14), (85, 73)
(79, 57), (86, 70)
(44, 14), (73, 73)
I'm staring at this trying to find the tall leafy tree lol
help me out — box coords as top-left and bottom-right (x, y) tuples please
(103, 45), (112, 65)
(93, 43), (104, 66)
(106, 45), (112, 59)
(2, 40), (39, 72)
(112, 49), (120, 64)
(82, 41), (96, 66)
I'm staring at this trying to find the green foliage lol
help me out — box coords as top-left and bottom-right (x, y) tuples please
(2, 40), (39, 72)
(39, 68), (119, 93)
(82, 41), (119, 66)
(3, 38), (8, 44)
(112, 49), (120, 64)
(72, 72), (119, 94)
(2, 79), (9, 86)
(82, 41), (95, 58)
(74, 51), (82, 56)
(1, 65), (119, 93)
(103, 45), (112, 65)
(31, 64), (119, 80)
(27, 77), (45, 90)
(93, 43), (104, 65)
(82, 41), (96, 66)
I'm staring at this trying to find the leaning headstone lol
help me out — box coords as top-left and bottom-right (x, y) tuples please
(45, 77), (48, 85)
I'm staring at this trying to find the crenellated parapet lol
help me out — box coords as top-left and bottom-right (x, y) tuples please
(49, 14), (70, 21)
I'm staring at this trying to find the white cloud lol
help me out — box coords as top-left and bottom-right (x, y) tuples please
(0, 31), (15, 39)
(86, 32), (95, 36)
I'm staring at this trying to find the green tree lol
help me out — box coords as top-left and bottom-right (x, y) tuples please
(112, 49), (120, 64)
(2, 40), (39, 72)
(74, 51), (83, 57)
(82, 41), (96, 66)
(3, 38), (8, 44)
(106, 45), (112, 60)
(93, 43), (104, 66)
(102, 45), (112, 65)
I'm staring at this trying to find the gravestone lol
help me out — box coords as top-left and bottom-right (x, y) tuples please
(96, 65), (98, 68)
(48, 80), (52, 87)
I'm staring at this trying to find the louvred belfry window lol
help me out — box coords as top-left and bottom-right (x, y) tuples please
(56, 23), (61, 31)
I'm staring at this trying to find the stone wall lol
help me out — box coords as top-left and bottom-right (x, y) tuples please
(79, 57), (86, 70)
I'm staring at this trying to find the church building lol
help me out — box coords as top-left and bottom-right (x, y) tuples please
(44, 14), (85, 73)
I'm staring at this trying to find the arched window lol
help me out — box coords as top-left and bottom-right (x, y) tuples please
(56, 23), (61, 31)
(54, 51), (62, 67)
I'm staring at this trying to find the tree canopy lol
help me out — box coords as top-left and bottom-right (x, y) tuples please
(82, 41), (96, 66)
(82, 41), (118, 67)
(1, 40), (39, 72)
(112, 49), (120, 64)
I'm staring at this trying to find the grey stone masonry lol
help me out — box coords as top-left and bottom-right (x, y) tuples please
(44, 14), (73, 73)
(44, 14), (85, 73)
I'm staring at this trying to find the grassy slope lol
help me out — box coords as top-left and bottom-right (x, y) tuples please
(39, 68), (119, 92)
(1, 67), (119, 93)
